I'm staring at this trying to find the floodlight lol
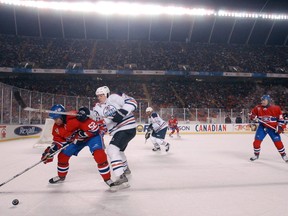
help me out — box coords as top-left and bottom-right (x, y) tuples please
(0, 0), (287, 20)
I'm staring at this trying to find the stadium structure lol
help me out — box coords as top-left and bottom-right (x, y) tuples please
(0, 0), (287, 126)
(0, 0), (287, 44)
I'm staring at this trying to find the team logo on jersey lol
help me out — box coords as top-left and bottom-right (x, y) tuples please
(103, 105), (117, 118)
(93, 110), (101, 121)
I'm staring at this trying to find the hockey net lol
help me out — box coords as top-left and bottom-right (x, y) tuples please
(34, 118), (54, 148)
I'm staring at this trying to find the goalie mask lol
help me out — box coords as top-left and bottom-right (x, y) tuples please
(95, 86), (110, 98)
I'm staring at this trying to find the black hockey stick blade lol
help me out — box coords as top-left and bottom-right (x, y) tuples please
(13, 91), (27, 109)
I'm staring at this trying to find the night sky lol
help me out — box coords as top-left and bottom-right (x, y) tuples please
(0, 0), (287, 45)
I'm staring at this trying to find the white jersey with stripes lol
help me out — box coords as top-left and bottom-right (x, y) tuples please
(92, 93), (137, 136)
(148, 112), (168, 133)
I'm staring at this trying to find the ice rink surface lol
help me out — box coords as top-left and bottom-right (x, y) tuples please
(1, 133), (288, 216)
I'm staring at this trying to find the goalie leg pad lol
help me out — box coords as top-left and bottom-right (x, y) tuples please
(93, 149), (111, 181)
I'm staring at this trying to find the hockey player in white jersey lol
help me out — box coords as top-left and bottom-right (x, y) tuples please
(145, 107), (170, 152)
(92, 86), (137, 188)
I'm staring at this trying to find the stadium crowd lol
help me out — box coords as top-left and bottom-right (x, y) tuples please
(0, 34), (287, 123)
(1, 75), (287, 112)
(0, 34), (287, 73)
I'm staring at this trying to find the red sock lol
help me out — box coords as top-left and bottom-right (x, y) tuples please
(57, 152), (70, 178)
(93, 149), (111, 181)
(253, 140), (262, 155)
(274, 141), (286, 156)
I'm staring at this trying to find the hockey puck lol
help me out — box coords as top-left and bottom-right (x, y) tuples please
(12, 199), (19, 205)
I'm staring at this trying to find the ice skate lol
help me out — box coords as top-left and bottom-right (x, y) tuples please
(105, 179), (124, 192)
(105, 179), (115, 187)
(281, 155), (288, 163)
(165, 143), (170, 152)
(152, 147), (161, 151)
(49, 176), (65, 184)
(124, 166), (131, 175)
(250, 155), (259, 161)
(110, 174), (130, 191)
(177, 134), (181, 138)
(169, 134), (173, 138)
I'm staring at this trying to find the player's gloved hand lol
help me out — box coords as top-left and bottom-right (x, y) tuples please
(147, 124), (153, 132)
(41, 145), (57, 164)
(77, 106), (90, 122)
(112, 109), (128, 123)
(249, 113), (258, 122)
(275, 125), (284, 134)
(145, 131), (151, 140)
(77, 130), (89, 142)
(97, 120), (108, 136)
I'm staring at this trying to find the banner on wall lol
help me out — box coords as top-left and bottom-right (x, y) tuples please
(0, 126), (7, 139)
(136, 123), (255, 134)
(3, 123), (286, 142)
(0, 125), (43, 142)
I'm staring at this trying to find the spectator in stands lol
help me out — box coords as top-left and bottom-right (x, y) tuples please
(225, 115), (232, 124)
(235, 114), (243, 124)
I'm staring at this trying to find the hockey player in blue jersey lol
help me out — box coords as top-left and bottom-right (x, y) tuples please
(145, 107), (170, 152)
(92, 86), (137, 188)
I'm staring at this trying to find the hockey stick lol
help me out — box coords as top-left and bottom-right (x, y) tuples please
(256, 118), (288, 138)
(0, 143), (70, 188)
(14, 91), (78, 117)
(14, 91), (114, 120)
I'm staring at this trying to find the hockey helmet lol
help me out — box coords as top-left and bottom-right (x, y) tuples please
(95, 86), (110, 97)
(49, 104), (65, 119)
(261, 95), (271, 103)
(146, 107), (153, 113)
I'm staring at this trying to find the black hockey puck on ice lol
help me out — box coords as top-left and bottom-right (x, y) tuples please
(12, 199), (19, 205)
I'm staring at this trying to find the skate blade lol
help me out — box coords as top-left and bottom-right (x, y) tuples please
(109, 182), (130, 192)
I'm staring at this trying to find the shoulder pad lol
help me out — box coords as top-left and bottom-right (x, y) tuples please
(116, 91), (123, 96)
(151, 112), (158, 118)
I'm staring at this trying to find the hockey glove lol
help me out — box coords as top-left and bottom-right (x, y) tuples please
(76, 130), (89, 143)
(97, 120), (108, 136)
(112, 109), (128, 123)
(41, 145), (57, 164)
(275, 125), (284, 134)
(248, 113), (258, 122)
(147, 123), (153, 132)
(77, 106), (90, 122)
(145, 131), (151, 140)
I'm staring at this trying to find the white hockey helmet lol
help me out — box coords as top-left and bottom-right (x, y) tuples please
(95, 86), (110, 97)
(146, 107), (153, 113)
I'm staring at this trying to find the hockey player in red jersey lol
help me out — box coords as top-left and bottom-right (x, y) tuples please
(249, 95), (287, 162)
(41, 105), (115, 188)
(168, 115), (180, 138)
